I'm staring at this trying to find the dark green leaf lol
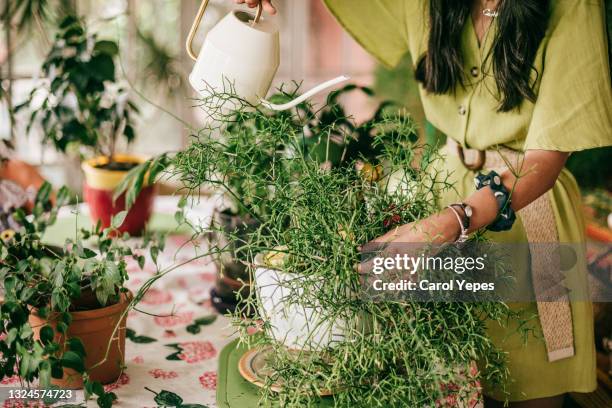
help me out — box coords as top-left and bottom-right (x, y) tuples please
(91, 381), (104, 396)
(96, 391), (117, 408)
(148, 155), (169, 185)
(78, 247), (97, 259)
(51, 360), (64, 379)
(93, 40), (119, 56)
(131, 335), (157, 344)
(153, 390), (183, 406)
(165, 351), (182, 361)
(126, 328), (156, 343)
(61, 312), (73, 326)
(60, 351), (85, 373)
(113, 161), (145, 203)
(194, 315), (217, 326)
(88, 54), (115, 81)
(68, 338), (87, 358)
(150, 246), (159, 264)
(123, 124), (135, 143)
(40, 325), (55, 345)
(186, 324), (201, 335)
(137, 255), (145, 269)
(35, 182), (53, 206)
(37, 306), (49, 319)
(56, 186), (71, 207)
(56, 322), (68, 334)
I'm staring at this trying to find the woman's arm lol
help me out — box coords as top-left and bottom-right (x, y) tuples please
(371, 150), (569, 244)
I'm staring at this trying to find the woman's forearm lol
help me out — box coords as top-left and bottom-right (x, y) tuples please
(462, 150), (569, 233)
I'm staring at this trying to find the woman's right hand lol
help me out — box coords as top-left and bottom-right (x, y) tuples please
(233, 0), (277, 15)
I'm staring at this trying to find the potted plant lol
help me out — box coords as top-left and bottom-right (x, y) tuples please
(0, 182), (162, 407)
(17, 15), (154, 235)
(116, 83), (399, 314)
(123, 85), (515, 405)
(236, 113), (516, 406)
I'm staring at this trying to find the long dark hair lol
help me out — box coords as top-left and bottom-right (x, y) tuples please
(415, 0), (550, 112)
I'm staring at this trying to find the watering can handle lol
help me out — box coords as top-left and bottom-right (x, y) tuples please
(186, 0), (264, 61)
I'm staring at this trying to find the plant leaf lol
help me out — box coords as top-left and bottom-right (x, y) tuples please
(78, 246), (97, 259)
(153, 390), (183, 406)
(130, 335), (157, 344)
(60, 351), (85, 373)
(96, 391), (117, 408)
(93, 40), (119, 56)
(40, 325), (55, 345)
(68, 338), (87, 358)
(194, 315), (217, 326)
(111, 211), (128, 229)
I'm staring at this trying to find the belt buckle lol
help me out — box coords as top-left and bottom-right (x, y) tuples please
(456, 144), (486, 171)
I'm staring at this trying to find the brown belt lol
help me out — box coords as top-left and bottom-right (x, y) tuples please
(445, 138), (575, 362)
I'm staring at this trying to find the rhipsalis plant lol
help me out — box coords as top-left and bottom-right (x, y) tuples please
(120, 84), (519, 406)
(0, 183), (163, 407)
(116, 81), (399, 218)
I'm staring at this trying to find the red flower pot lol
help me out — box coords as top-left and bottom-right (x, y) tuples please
(82, 154), (156, 235)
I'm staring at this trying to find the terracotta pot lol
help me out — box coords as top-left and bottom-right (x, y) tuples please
(82, 154), (156, 235)
(29, 291), (132, 388)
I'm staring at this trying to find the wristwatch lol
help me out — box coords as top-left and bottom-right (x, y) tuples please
(447, 203), (473, 243)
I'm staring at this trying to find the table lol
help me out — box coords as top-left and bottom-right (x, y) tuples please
(3, 197), (236, 408)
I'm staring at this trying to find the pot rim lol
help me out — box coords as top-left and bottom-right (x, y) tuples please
(81, 154), (149, 175)
(31, 290), (133, 322)
(82, 154), (149, 190)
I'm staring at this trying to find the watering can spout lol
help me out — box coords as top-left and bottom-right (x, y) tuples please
(260, 75), (351, 111)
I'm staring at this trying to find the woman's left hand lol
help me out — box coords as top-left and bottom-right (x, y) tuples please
(371, 208), (461, 245)
(357, 208), (461, 274)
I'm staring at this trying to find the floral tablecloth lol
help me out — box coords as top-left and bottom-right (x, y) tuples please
(2, 197), (235, 408)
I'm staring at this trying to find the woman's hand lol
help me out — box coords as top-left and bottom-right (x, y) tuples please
(371, 209), (461, 245)
(357, 209), (461, 274)
(234, 0), (277, 15)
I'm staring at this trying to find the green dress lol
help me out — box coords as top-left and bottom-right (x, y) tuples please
(324, 0), (612, 401)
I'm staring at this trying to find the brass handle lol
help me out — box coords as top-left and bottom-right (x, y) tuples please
(186, 0), (263, 61)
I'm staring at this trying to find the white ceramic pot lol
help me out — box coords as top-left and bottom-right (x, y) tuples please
(186, 1), (350, 111)
(253, 255), (350, 351)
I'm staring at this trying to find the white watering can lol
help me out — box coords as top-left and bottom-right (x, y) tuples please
(186, 0), (349, 111)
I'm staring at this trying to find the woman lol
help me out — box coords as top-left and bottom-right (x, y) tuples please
(237, 0), (612, 406)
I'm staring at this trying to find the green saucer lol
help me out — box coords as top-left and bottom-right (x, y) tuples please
(216, 339), (334, 407)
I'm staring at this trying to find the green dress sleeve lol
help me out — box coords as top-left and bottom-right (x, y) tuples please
(524, 0), (612, 152)
(322, 0), (411, 68)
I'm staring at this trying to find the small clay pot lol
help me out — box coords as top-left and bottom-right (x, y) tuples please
(29, 291), (132, 389)
(82, 154), (156, 235)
